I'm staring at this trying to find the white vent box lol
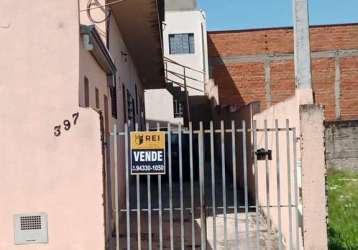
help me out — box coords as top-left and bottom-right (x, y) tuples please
(14, 213), (48, 245)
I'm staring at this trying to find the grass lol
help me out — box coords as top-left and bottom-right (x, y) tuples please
(328, 168), (358, 250)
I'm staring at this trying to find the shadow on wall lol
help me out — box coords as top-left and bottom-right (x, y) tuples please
(210, 100), (261, 203)
(146, 119), (181, 129)
(207, 36), (246, 109)
(189, 95), (213, 129)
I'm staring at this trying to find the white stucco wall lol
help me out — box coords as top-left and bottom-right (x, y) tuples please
(145, 9), (209, 125)
(163, 10), (209, 95)
(144, 89), (184, 126)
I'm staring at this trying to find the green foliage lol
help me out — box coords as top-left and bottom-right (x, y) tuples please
(328, 169), (358, 250)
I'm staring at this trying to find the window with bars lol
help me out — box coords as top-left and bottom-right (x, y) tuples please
(173, 99), (184, 118)
(169, 33), (195, 54)
(108, 75), (118, 119)
(122, 84), (127, 122)
(127, 90), (135, 125)
(95, 88), (99, 109)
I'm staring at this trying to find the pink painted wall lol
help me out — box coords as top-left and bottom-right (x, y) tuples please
(0, 1), (106, 249)
(252, 93), (327, 249)
(78, 3), (150, 247)
(79, 43), (113, 246)
(253, 95), (302, 249)
(299, 105), (328, 250)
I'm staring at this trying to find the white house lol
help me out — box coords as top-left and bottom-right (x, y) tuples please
(145, 0), (211, 127)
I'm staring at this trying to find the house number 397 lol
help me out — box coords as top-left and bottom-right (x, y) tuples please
(54, 112), (79, 137)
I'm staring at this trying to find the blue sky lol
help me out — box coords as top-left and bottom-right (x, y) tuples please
(197, 0), (358, 31)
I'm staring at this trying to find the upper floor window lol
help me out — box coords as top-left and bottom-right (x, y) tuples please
(169, 33), (195, 54)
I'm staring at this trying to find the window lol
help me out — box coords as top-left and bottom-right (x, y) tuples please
(122, 85), (127, 122)
(108, 75), (118, 119)
(173, 99), (184, 118)
(127, 90), (135, 124)
(104, 95), (109, 133)
(95, 88), (99, 109)
(84, 76), (89, 107)
(135, 85), (139, 115)
(110, 86), (117, 119)
(141, 98), (145, 122)
(169, 33), (195, 54)
(131, 96), (135, 125)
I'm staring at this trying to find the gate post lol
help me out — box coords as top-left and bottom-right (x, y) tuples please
(299, 105), (328, 250)
(198, 122), (207, 250)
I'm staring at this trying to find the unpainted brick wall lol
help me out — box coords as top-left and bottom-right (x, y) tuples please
(208, 24), (358, 121)
(213, 63), (266, 106)
(340, 57), (358, 120)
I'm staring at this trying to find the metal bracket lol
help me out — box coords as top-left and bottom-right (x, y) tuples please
(255, 148), (272, 160)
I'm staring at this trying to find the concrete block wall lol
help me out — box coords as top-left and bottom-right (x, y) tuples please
(325, 120), (358, 171)
(208, 24), (358, 121)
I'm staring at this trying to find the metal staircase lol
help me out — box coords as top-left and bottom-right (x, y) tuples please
(166, 81), (187, 102)
(163, 57), (206, 122)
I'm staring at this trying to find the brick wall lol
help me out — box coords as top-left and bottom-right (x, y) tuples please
(208, 24), (358, 121)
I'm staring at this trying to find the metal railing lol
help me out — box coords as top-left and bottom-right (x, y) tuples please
(164, 57), (206, 123)
(111, 119), (302, 250)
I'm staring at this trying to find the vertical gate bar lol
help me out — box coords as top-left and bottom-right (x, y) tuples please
(242, 120), (250, 250)
(113, 125), (120, 250)
(146, 123), (152, 250)
(135, 123), (141, 250)
(231, 121), (238, 249)
(286, 120), (293, 250)
(136, 175), (141, 250)
(179, 124), (185, 250)
(253, 120), (260, 250)
(220, 121), (228, 250)
(125, 123), (131, 250)
(147, 175), (152, 250)
(275, 120), (283, 250)
(184, 68), (192, 123)
(189, 122), (195, 250)
(292, 128), (300, 250)
(210, 121), (217, 250)
(168, 123), (174, 250)
(199, 122), (207, 250)
(264, 120), (272, 248)
(157, 123), (163, 250)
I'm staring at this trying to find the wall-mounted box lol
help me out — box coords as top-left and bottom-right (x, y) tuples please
(14, 213), (48, 245)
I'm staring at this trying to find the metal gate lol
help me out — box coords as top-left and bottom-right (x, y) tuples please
(111, 120), (302, 250)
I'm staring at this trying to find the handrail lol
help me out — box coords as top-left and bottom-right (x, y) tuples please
(163, 56), (207, 124)
(164, 56), (205, 74)
(166, 70), (204, 84)
(168, 79), (204, 93)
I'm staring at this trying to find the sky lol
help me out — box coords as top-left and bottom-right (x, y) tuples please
(197, 0), (358, 31)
